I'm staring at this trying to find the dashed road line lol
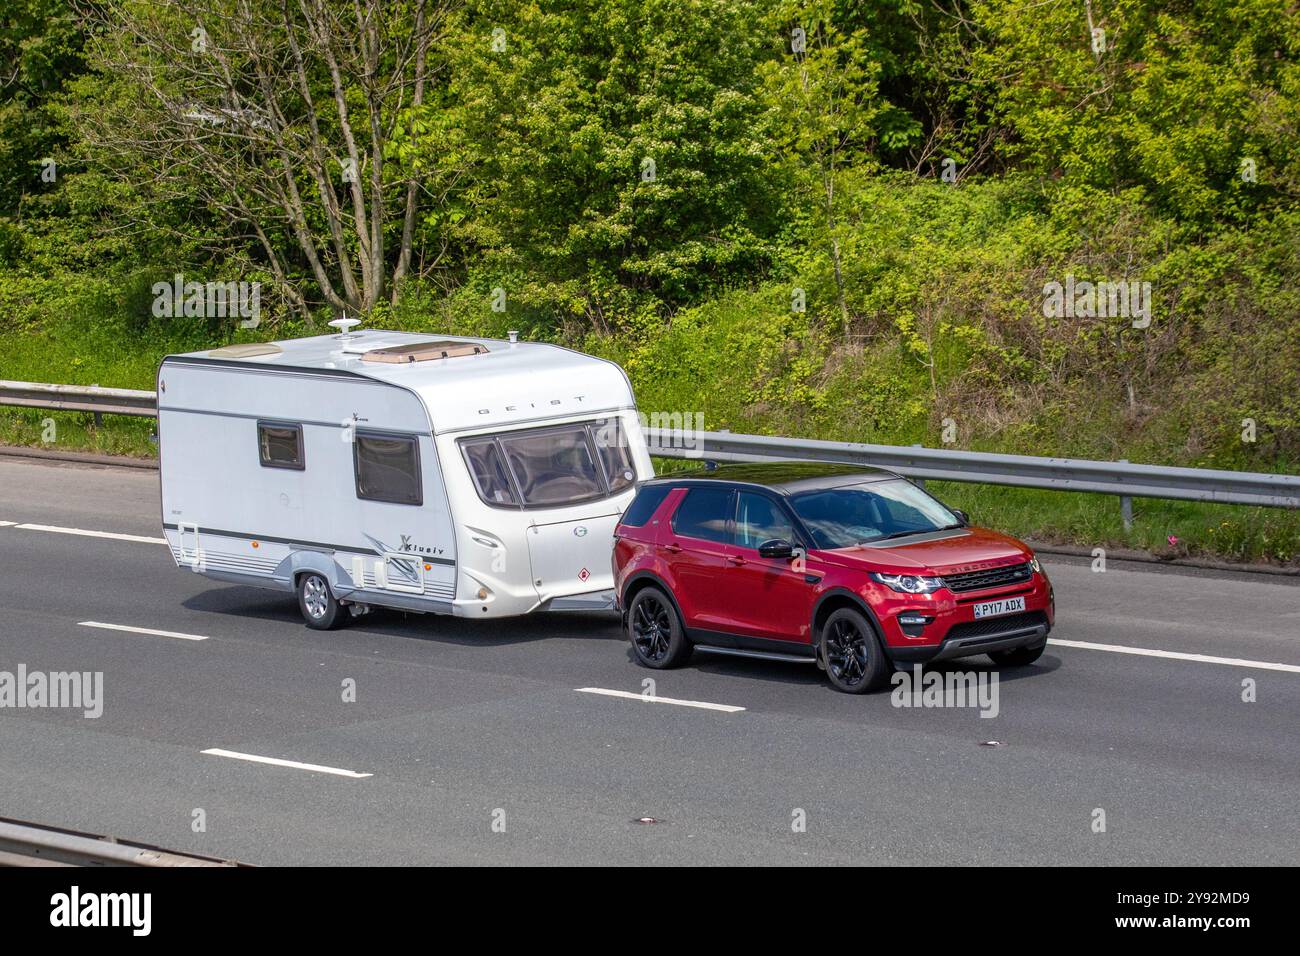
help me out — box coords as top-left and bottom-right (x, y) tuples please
(576, 687), (745, 713)
(1048, 638), (1300, 673)
(201, 748), (372, 778)
(9, 522), (166, 545)
(79, 621), (209, 642)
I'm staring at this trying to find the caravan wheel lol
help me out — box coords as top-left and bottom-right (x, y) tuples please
(297, 572), (346, 630)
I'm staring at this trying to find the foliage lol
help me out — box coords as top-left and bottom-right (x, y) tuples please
(2, 0), (1299, 561)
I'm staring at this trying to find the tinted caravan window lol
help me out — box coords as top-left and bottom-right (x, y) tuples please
(461, 437), (519, 506)
(590, 418), (636, 494)
(257, 422), (304, 470)
(497, 425), (604, 507)
(459, 419), (639, 510)
(354, 433), (422, 505)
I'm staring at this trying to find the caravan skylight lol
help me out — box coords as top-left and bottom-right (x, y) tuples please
(360, 340), (489, 364)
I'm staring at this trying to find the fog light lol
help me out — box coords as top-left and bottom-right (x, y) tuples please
(897, 612), (934, 638)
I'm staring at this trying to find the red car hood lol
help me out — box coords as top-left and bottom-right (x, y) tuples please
(816, 527), (1031, 575)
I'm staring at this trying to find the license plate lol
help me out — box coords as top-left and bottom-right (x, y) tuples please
(973, 596), (1026, 619)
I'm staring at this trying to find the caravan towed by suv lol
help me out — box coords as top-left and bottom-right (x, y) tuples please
(157, 326), (652, 628)
(612, 463), (1056, 693)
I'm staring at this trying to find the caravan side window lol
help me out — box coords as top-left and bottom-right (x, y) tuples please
(591, 418), (636, 494)
(257, 421), (304, 470)
(354, 432), (423, 505)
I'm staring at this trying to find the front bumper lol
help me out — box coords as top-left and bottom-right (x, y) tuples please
(887, 612), (1050, 663)
(879, 571), (1055, 663)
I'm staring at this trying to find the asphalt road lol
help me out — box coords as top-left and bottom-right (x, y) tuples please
(1, 456), (1297, 865)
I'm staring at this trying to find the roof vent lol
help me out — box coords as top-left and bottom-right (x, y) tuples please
(360, 340), (490, 364)
(208, 342), (283, 359)
(507, 330), (519, 344)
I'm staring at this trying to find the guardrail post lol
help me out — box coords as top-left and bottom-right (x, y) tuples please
(1118, 459), (1133, 531)
(911, 444), (926, 489)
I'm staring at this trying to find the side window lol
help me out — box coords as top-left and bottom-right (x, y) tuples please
(354, 432), (422, 505)
(670, 487), (733, 545)
(257, 422), (304, 470)
(620, 484), (672, 527)
(735, 492), (794, 550)
(461, 437), (519, 506)
(591, 418), (636, 494)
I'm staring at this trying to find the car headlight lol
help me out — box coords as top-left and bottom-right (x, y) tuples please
(1028, 554), (1042, 574)
(870, 572), (945, 594)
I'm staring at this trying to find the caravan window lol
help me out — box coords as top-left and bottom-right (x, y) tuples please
(354, 432), (423, 505)
(461, 437), (519, 506)
(590, 418), (636, 494)
(499, 426), (604, 507)
(257, 422), (304, 470)
(458, 418), (637, 510)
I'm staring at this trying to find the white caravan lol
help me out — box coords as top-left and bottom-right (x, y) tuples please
(157, 327), (653, 628)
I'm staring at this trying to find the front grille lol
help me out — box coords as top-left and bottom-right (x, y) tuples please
(943, 561), (1032, 593)
(944, 611), (1047, 643)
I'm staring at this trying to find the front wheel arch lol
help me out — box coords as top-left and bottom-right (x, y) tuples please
(811, 588), (886, 647)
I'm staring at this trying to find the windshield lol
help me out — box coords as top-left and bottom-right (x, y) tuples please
(460, 418), (637, 509)
(789, 479), (960, 549)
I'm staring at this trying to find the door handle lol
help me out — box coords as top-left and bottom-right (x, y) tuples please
(726, 555), (746, 566)
(662, 543), (682, 554)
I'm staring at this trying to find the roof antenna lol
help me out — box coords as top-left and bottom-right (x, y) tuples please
(329, 312), (362, 341)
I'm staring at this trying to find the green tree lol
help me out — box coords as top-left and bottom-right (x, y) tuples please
(74, 0), (451, 320)
(417, 0), (785, 332)
(967, 0), (1300, 225)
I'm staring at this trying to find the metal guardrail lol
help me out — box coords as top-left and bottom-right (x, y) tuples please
(645, 430), (1300, 510)
(0, 379), (157, 418)
(0, 379), (1295, 513)
(0, 817), (240, 867)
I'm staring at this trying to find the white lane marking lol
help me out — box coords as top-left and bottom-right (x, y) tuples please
(13, 522), (166, 545)
(78, 621), (209, 642)
(0, 521), (16, 527)
(201, 748), (372, 779)
(576, 687), (745, 713)
(1048, 638), (1300, 674)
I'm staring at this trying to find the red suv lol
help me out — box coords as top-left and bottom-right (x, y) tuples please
(612, 463), (1055, 693)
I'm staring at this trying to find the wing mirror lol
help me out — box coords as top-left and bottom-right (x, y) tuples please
(952, 509), (970, 527)
(757, 539), (795, 560)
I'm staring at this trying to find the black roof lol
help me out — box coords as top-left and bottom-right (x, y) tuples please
(644, 461), (899, 495)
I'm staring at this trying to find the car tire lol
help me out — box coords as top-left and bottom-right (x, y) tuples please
(989, 641), (1046, 667)
(298, 571), (346, 630)
(627, 586), (691, 669)
(820, 607), (890, 694)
